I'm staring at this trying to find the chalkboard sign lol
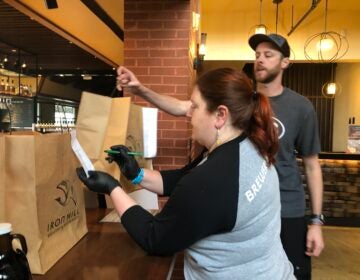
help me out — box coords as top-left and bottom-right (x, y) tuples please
(0, 95), (34, 129)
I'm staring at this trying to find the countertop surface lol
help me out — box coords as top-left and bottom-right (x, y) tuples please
(319, 152), (360, 160)
(32, 208), (175, 280)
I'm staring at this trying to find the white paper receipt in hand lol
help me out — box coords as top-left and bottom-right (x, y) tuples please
(70, 130), (94, 177)
(142, 107), (158, 158)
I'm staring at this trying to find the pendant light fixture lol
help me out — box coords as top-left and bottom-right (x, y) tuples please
(249, 0), (269, 35)
(322, 63), (341, 98)
(304, 0), (349, 62)
(273, 0), (283, 34)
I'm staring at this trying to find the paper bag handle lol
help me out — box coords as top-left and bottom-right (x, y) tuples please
(110, 87), (123, 98)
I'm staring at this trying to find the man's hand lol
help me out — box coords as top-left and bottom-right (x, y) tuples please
(76, 167), (120, 195)
(116, 66), (141, 92)
(105, 145), (141, 181)
(305, 225), (325, 257)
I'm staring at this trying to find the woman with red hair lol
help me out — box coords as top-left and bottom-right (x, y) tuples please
(77, 68), (294, 279)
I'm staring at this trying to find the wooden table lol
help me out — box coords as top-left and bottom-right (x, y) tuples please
(32, 208), (175, 280)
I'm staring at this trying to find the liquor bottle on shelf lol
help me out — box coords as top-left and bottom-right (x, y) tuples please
(0, 79), (5, 92)
(4, 80), (9, 94)
(28, 85), (33, 97)
(19, 84), (24, 96)
(15, 83), (20, 95)
(10, 79), (16, 94)
(22, 84), (29, 96)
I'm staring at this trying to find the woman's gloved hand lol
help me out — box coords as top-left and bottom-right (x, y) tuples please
(76, 167), (120, 195)
(105, 145), (141, 181)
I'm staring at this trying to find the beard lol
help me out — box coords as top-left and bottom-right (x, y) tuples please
(254, 63), (282, 84)
(256, 71), (278, 83)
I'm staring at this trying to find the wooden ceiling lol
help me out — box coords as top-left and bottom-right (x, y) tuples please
(0, 0), (115, 76)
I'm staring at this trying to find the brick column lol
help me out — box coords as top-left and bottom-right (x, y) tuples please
(124, 0), (196, 172)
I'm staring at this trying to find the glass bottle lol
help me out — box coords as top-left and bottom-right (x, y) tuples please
(28, 85), (33, 97)
(10, 79), (16, 94)
(19, 84), (24, 96)
(23, 84), (29, 96)
(0, 79), (5, 92)
(4, 79), (9, 94)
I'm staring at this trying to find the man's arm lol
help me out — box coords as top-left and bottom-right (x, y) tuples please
(117, 66), (190, 116)
(302, 154), (325, 257)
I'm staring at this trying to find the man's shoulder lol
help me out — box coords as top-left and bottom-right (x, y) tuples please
(282, 87), (313, 106)
(283, 87), (306, 98)
(270, 88), (315, 118)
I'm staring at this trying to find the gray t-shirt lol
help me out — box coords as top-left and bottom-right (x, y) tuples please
(122, 135), (294, 279)
(184, 138), (294, 280)
(270, 87), (321, 217)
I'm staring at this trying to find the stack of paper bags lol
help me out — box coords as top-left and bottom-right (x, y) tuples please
(75, 92), (158, 210)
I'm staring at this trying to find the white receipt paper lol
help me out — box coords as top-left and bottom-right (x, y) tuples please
(70, 130), (94, 177)
(142, 107), (158, 158)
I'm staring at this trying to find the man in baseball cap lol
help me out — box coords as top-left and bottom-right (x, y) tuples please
(248, 33), (291, 86)
(249, 33), (290, 58)
(248, 33), (325, 280)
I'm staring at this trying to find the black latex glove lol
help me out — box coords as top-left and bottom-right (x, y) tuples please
(105, 145), (141, 181)
(76, 167), (120, 195)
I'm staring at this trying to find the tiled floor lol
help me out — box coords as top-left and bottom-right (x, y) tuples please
(171, 226), (360, 279)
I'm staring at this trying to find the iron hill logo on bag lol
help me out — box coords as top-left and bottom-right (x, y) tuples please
(47, 180), (80, 236)
(55, 180), (77, 206)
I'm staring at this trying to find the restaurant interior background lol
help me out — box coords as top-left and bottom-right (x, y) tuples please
(0, 0), (359, 220)
(0, 1), (359, 279)
(199, 0), (360, 153)
(0, 0), (359, 149)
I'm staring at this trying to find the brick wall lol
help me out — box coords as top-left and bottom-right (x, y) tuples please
(124, 0), (196, 173)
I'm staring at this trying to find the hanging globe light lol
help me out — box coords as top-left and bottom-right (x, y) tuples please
(322, 81), (341, 98)
(304, 0), (349, 62)
(249, 0), (270, 36)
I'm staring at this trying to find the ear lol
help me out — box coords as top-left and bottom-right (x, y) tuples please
(215, 105), (229, 129)
(281, 57), (290, 70)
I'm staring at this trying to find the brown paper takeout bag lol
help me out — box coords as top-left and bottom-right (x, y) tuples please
(76, 92), (152, 194)
(0, 131), (87, 274)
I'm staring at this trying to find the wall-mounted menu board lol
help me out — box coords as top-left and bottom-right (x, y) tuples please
(0, 95), (34, 129)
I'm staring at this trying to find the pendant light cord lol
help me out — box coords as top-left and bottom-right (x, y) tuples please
(275, 2), (279, 34)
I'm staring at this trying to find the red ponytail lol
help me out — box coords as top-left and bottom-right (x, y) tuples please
(247, 93), (278, 165)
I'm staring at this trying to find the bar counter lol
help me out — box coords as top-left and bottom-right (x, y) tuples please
(319, 152), (360, 160)
(32, 208), (175, 280)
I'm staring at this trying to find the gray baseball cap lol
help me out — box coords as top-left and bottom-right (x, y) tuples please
(249, 33), (290, 58)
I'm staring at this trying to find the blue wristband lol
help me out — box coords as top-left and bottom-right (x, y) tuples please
(131, 168), (144, 185)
